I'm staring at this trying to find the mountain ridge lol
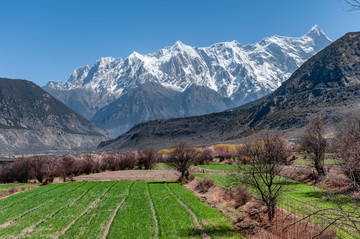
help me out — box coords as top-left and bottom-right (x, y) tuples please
(44, 25), (331, 119)
(0, 78), (110, 153)
(98, 31), (360, 152)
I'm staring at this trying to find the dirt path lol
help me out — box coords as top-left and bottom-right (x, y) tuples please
(102, 182), (133, 239)
(74, 169), (180, 182)
(165, 184), (210, 239)
(146, 183), (159, 239)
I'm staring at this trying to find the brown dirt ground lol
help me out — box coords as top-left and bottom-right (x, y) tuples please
(74, 169), (180, 182)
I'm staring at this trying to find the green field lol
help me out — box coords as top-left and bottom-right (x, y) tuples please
(196, 173), (360, 238)
(196, 164), (250, 172)
(0, 181), (240, 238)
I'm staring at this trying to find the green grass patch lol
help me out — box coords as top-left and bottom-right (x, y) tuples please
(154, 163), (171, 169)
(0, 181), (238, 238)
(196, 164), (250, 172)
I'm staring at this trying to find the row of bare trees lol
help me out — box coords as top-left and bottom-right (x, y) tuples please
(0, 148), (159, 184)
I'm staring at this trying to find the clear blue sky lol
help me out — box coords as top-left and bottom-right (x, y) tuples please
(0, 0), (359, 86)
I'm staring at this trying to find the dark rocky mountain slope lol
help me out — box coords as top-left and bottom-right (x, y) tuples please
(98, 32), (360, 152)
(0, 78), (110, 153)
(92, 82), (233, 136)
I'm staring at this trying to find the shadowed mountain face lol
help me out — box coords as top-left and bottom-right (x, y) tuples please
(91, 82), (234, 136)
(98, 32), (360, 152)
(0, 78), (110, 153)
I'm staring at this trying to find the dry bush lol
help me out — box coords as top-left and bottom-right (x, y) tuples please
(195, 177), (214, 193)
(7, 186), (17, 195)
(223, 186), (252, 208)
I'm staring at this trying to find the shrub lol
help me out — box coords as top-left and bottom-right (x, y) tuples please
(7, 186), (17, 195)
(223, 186), (252, 208)
(195, 177), (214, 193)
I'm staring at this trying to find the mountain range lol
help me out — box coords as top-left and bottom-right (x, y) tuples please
(98, 31), (360, 152)
(0, 78), (109, 153)
(44, 25), (332, 136)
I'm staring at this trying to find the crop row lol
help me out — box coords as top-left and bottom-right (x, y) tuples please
(0, 181), (237, 238)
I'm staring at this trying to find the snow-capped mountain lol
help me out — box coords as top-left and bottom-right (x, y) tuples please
(44, 25), (332, 135)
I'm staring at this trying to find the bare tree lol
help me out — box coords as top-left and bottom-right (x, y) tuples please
(168, 142), (195, 182)
(302, 116), (327, 178)
(336, 114), (360, 190)
(194, 147), (214, 165)
(345, 0), (360, 10)
(230, 131), (291, 222)
(137, 147), (157, 169)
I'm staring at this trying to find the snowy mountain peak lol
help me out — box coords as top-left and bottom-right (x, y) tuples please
(44, 26), (332, 119)
(305, 25), (330, 40)
(170, 40), (193, 53)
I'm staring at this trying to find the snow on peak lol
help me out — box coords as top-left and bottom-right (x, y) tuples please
(46, 26), (332, 106)
(305, 25), (330, 40)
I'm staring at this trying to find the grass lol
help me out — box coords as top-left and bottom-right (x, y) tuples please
(295, 158), (340, 164)
(196, 164), (250, 172)
(154, 163), (171, 169)
(295, 153), (340, 164)
(0, 181), (238, 238)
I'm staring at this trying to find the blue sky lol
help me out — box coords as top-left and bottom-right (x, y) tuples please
(0, 0), (359, 86)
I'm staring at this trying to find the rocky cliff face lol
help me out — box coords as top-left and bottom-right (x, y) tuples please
(0, 78), (110, 153)
(98, 32), (360, 152)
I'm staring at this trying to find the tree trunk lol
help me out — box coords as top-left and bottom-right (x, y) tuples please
(314, 157), (325, 177)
